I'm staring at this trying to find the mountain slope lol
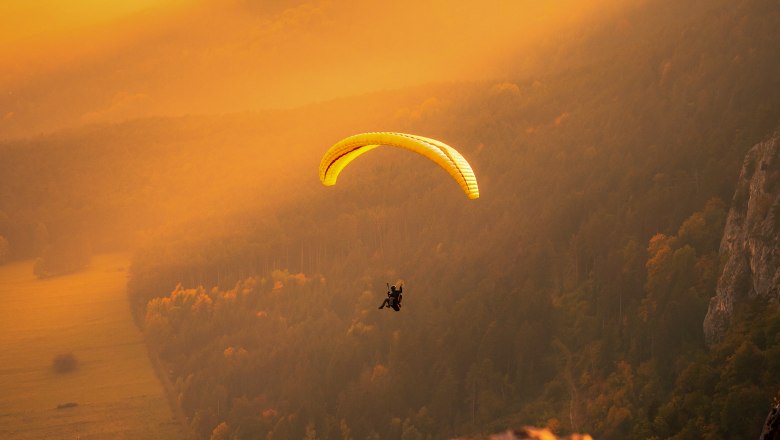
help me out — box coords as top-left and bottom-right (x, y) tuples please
(2, 0), (779, 438)
(125, 0), (780, 438)
(704, 130), (780, 346)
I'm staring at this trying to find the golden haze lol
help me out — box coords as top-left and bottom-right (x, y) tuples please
(1, 0), (622, 139)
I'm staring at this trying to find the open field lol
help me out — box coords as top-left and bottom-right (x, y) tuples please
(0, 253), (182, 439)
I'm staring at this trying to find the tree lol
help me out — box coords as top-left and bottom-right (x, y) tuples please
(210, 422), (229, 440)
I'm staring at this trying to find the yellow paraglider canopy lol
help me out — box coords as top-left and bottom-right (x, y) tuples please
(319, 132), (479, 199)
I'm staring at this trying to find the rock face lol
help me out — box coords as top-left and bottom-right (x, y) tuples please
(704, 130), (780, 347)
(761, 397), (780, 440)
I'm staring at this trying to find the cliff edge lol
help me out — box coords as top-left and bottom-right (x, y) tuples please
(704, 130), (780, 347)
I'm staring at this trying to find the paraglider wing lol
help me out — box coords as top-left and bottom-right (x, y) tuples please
(319, 132), (479, 199)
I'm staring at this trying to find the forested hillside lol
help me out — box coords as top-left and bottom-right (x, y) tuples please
(128, 0), (780, 438)
(3, 0), (780, 438)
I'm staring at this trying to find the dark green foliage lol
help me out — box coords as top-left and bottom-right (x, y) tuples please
(4, 0), (780, 437)
(654, 301), (780, 439)
(126, 0), (780, 437)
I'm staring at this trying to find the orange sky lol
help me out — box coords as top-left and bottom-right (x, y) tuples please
(0, 0), (621, 139)
(0, 1), (181, 43)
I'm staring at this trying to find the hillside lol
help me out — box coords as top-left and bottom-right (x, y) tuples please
(1, 0), (779, 438)
(704, 130), (780, 346)
(126, 0), (780, 438)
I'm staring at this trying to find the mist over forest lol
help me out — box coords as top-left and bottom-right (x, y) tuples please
(1, 0), (780, 439)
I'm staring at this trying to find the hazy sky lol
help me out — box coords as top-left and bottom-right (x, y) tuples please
(0, 0), (619, 139)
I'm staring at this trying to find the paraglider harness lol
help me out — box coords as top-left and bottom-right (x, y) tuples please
(381, 283), (403, 311)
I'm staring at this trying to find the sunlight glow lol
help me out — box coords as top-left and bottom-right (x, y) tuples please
(0, 1), (188, 45)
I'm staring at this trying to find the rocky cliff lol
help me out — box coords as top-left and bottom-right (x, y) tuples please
(704, 130), (780, 347)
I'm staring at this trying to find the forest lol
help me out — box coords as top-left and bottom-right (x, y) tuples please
(1, 0), (779, 438)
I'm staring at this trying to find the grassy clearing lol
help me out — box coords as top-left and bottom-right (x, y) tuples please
(0, 253), (182, 439)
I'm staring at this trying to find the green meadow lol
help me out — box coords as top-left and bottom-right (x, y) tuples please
(0, 253), (182, 439)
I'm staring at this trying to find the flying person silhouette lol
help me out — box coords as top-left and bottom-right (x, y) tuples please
(378, 283), (403, 311)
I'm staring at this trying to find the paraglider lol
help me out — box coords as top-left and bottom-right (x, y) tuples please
(379, 283), (403, 311)
(319, 133), (475, 314)
(319, 132), (479, 199)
